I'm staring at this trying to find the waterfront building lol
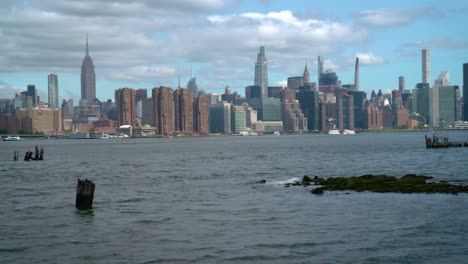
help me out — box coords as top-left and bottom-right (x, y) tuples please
(81, 35), (96, 105)
(48, 74), (59, 109)
(231, 105), (247, 133)
(242, 103), (257, 128)
(336, 93), (354, 130)
(14, 108), (62, 134)
(193, 92), (209, 135)
(395, 108), (409, 128)
(364, 106), (382, 129)
(382, 105), (392, 128)
(254, 46), (268, 98)
(174, 88), (193, 134)
(319, 101), (337, 131)
(422, 49), (430, 84)
(209, 102), (231, 133)
(115, 88), (136, 127)
(297, 87), (320, 131)
(152, 86), (174, 136)
(282, 100), (307, 132)
(348, 91), (367, 129)
(432, 85), (459, 127)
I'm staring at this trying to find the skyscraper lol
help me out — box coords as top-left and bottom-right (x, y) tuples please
(81, 35), (96, 105)
(115, 88), (136, 127)
(193, 92), (209, 135)
(187, 77), (199, 97)
(464, 63), (468, 121)
(48, 74), (58, 109)
(303, 62), (310, 84)
(422, 49), (430, 84)
(254, 46), (268, 98)
(317, 56), (324, 87)
(399, 76), (405, 94)
(173, 88), (193, 134)
(152, 86), (174, 136)
(354, 57), (359, 91)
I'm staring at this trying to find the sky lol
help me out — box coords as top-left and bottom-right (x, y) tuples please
(0, 0), (467, 102)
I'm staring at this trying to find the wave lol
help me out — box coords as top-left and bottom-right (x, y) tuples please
(271, 177), (300, 185)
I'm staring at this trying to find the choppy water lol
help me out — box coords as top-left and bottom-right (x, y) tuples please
(1, 132), (468, 263)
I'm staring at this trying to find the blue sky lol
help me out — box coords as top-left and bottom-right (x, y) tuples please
(0, 0), (467, 102)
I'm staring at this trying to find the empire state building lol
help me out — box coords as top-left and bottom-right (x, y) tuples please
(81, 36), (96, 104)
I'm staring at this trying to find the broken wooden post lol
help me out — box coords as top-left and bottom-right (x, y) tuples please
(75, 179), (95, 210)
(39, 147), (44, 160)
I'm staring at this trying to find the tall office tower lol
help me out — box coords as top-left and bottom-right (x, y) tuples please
(141, 98), (154, 126)
(173, 88), (193, 134)
(209, 102), (231, 133)
(297, 87), (320, 131)
(152, 86), (174, 136)
(48, 74), (59, 109)
(231, 105), (247, 133)
(115, 88), (136, 127)
(464, 63), (468, 121)
(354, 57), (360, 91)
(303, 63), (310, 84)
(399, 76), (405, 94)
(416, 83), (430, 124)
(287, 76), (304, 91)
(193, 92), (209, 135)
(317, 56), (324, 86)
(336, 93), (354, 130)
(187, 77), (199, 97)
(81, 35), (96, 105)
(348, 91), (367, 129)
(254, 46), (268, 98)
(422, 49), (430, 84)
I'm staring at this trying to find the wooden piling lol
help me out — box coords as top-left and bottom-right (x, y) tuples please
(75, 179), (95, 210)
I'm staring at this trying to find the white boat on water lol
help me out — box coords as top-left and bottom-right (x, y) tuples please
(3, 136), (21, 141)
(328, 129), (340, 135)
(342, 129), (356, 135)
(273, 131), (281, 136)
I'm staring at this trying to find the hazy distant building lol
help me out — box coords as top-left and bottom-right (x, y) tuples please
(395, 108), (409, 127)
(48, 74), (59, 109)
(281, 88), (296, 102)
(209, 102), (231, 133)
(254, 46), (268, 98)
(416, 83), (430, 124)
(245, 85), (261, 100)
(432, 85), (459, 127)
(243, 104), (257, 128)
(364, 106), (382, 129)
(15, 108), (62, 134)
(152, 86), (174, 136)
(348, 91), (367, 129)
(422, 49), (430, 84)
(21, 85), (38, 108)
(399, 76), (405, 94)
(282, 100), (307, 132)
(287, 76), (304, 91)
(317, 56), (324, 87)
(115, 88), (136, 127)
(354, 57), (359, 91)
(187, 77), (199, 97)
(193, 92), (209, 135)
(261, 97), (281, 121)
(206, 93), (221, 105)
(173, 88), (193, 134)
(81, 36), (96, 105)
(464, 63), (468, 121)
(221, 86), (239, 104)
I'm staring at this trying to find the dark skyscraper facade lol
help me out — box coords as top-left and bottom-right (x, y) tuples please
(81, 36), (96, 104)
(254, 46), (268, 98)
(174, 88), (193, 134)
(193, 92), (209, 135)
(152, 86), (174, 136)
(297, 86), (320, 131)
(464, 63), (468, 121)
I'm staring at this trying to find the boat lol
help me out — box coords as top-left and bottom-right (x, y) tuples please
(273, 131), (281, 136)
(3, 136), (21, 141)
(342, 129), (356, 135)
(328, 129), (340, 135)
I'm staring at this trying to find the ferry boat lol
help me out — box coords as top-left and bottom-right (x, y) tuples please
(342, 129), (356, 135)
(328, 129), (340, 135)
(3, 136), (21, 141)
(273, 131), (281, 136)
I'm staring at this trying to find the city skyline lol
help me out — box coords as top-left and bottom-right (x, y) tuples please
(0, 0), (467, 101)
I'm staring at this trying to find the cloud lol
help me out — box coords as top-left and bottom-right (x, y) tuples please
(0, 81), (21, 98)
(405, 38), (468, 50)
(0, 2), (370, 96)
(355, 8), (434, 27)
(356, 52), (386, 65)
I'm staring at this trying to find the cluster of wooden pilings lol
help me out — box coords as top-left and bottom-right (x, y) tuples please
(19, 146), (44, 161)
(425, 134), (468, 149)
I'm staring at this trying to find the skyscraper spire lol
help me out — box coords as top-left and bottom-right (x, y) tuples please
(178, 73), (181, 89)
(86, 33), (89, 57)
(303, 60), (310, 84)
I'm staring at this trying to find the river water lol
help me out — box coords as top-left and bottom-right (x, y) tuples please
(1, 132), (467, 263)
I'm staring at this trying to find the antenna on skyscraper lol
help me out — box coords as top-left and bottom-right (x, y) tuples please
(85, 33), (89, 57)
